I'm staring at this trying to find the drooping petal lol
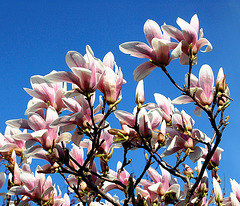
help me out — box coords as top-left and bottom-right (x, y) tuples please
(66, 51), (86, 68)
(44, 71), (80, 88)
(196, 38), (213, 53)
(133, 61), (156, 82)
(0, 172), (6, 189)
(119, 42), (153, 59)
(114, 110), (135, 127)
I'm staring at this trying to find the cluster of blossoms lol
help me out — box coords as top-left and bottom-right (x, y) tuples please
(0, 14), (236, 206)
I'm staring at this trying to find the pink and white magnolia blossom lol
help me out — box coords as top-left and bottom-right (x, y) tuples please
(162, 14), (212, 65)
(0, 126), (27, 161)
(200, 145), (223, 170)
(50, 93), (103, 145)
(44, 45), (104, 95)
(114, 107), (162, 139)
(6, 106), (71, 151)
(172, 64), (214, 116)
(8, 166), (55, 205)
(224, 179), (240, 206)
(120, 19), (178, 81)
(102, 161), (130, 193)
(24, 74), (66, 113)
(139, 166), (180, 204)
(98, 52), (123, 104)
(147, 93), (175, 123)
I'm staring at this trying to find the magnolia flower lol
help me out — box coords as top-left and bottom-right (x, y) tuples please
(114, 107), (162, 139)
(8, 166), (54, 205)
(102, 161), (130, 193)
(162, 14), (212, 65)
(44, 45), (104, 95)
(6, 107), (71, 151)
(140, 166), (180, 204)
(98, 52), (123, 104)
(0, 126), (27, 160)
(147, 93), (174, 122)
(120, 19), (177, 82)
(172, 64), (214, 116)
(24, 74), (66, 114)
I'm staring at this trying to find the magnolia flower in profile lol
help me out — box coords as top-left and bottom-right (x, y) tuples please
(98, 52), (123, 104)
(120, 19), (177, 82)
(172, 64), (214, 116)
(162, 14), (212, 65)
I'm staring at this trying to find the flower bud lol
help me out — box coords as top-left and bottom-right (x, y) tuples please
(216, 67), (226, 93)
(135, 80), (145, 105)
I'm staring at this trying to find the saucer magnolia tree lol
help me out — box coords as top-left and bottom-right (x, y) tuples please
(0, 14), (236, 206)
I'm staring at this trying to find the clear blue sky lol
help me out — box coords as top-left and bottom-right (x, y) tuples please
(0, 0), (239, 200)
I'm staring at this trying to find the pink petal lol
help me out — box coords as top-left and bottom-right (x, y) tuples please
(161, 25), (184, 42)
(190, 14), (199, 36)
(28, 112), (46, 131)
(119, 42), (153, 59)
(20, 171), (35, 190)
(103, 52), (115, 69)
(151, 38), (170, 65)
(44, 71), (80, 88)
(6, 119), (31, 130)
(144, 19), (162, 47)
(66, 51), (86, 68)
(196, 38), (213, 53)
(199, 64), (214, 101)
(193, 106), (203, 117)
(133, 61), (156, 82)
(147, 167), (161, 183)
(177, 17), (198, 46)
(114, 110), (135, 127)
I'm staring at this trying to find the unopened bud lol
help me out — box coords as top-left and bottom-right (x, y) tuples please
(135, 80), (145, 105)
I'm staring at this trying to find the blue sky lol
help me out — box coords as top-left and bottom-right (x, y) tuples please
(0, 0), (240, 201)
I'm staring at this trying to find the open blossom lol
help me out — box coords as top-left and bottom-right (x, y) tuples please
(139, 166), (180, 204)
(114, 107), (162, 139)
(8, 166), (54, 205)
(0, 126), (26, 161)
(172, 64), (214, 116)
(102, 161), (130, 193)
(44, 45), (104, 95)
(6, 106), (71, 151)
(162, 14), (212, 65)
(24, 74), (66, 113)
(120, 19), (177, 82)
